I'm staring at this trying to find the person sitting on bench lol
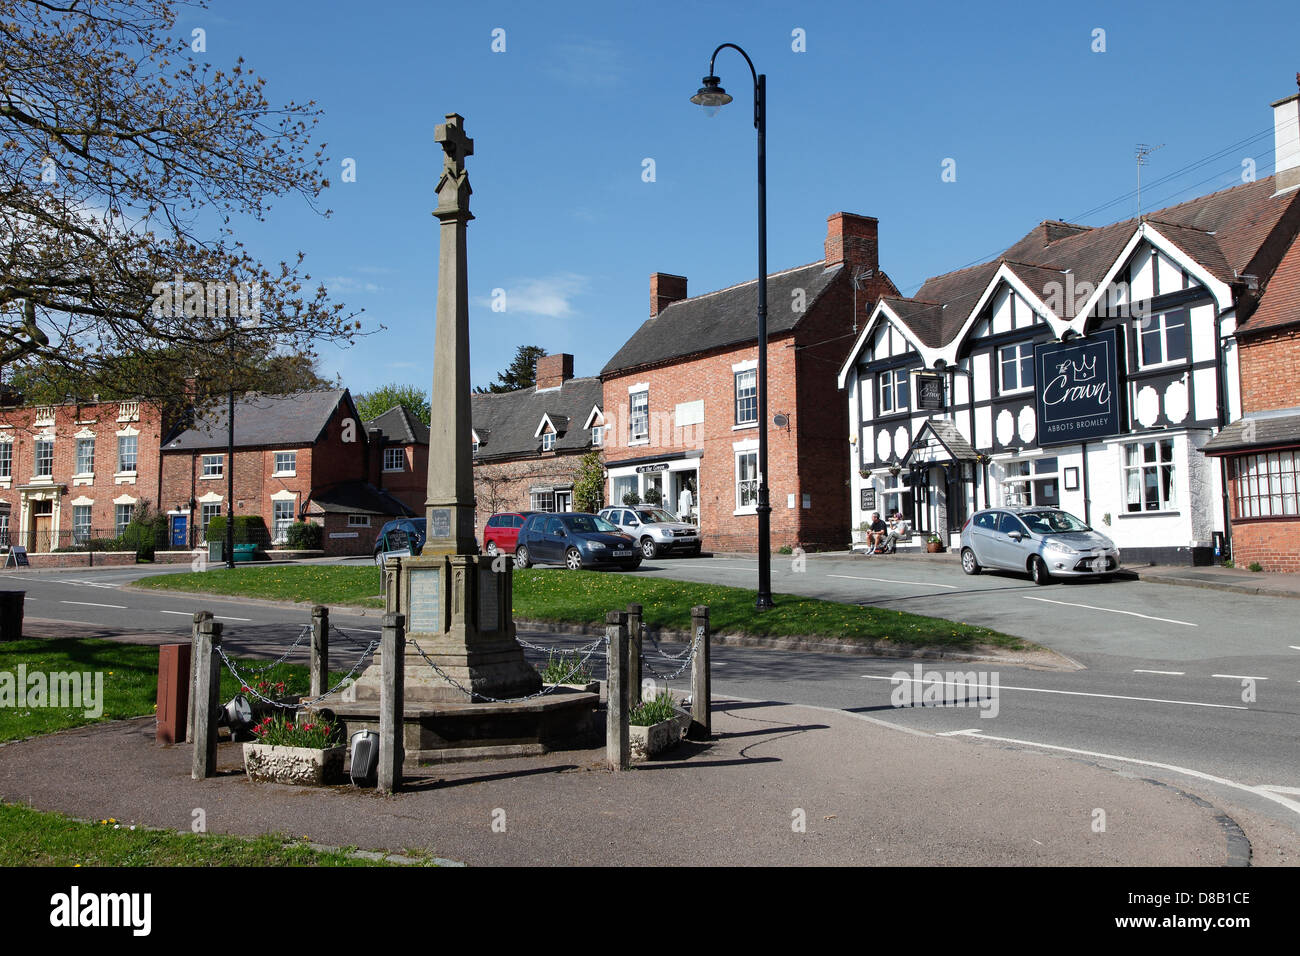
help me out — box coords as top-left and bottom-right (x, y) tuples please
(882, 512), (910, 553)
(867, 512), (888, 552)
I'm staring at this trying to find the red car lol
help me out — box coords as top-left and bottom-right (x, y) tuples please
(482, 511), (537, 556)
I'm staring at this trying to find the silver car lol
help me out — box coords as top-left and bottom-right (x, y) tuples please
(598, 506), (701, 559)
(959, 507), (1120, 585)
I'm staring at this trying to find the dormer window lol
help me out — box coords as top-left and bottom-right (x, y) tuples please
(591, 425), (604, 447)
(542, 432), (555, 452)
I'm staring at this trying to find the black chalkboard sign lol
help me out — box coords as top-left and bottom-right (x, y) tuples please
(916, 372), (945, 410)
(5, 546), (28, 568)
(860, 488), (876, 511)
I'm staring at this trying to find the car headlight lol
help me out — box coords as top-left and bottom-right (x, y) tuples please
(1043, 539), (1075, 555)
(586, 541), (606, 550)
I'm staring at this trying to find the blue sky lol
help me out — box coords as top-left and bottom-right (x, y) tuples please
(194, 0), (1300, 394)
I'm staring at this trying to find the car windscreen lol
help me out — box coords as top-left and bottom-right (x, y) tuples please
(562, 514), (618, 534)
(636, 509), (677, 524)
(1020, 511), (1090, 535)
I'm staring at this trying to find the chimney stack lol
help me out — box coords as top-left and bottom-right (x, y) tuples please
(1272, 76), (1300, 195)
(535, 353), (574, 390)
(825, 212), (879, 271)
(650, 273), (688, 317)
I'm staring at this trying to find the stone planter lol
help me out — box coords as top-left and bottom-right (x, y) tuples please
(243, 743), (345, 786)
(629, 710), (692, 760)
(545, 681), (600, 695)
(926, 541), (945, 553)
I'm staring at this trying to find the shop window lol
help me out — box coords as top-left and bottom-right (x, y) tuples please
(1003, 457), (1059, 507)
(1233, 450), (1299, 518)
(1123, 439), (1176, 512)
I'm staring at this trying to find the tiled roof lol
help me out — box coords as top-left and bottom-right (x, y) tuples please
(1203, 410), (1300, 454)
(1240, 234), (1300, 334)
(471, 376), (603, 460)
(310, 481), (414, 516)
(366, 405), (430, 445)
(601, 262), (843, 376)
(164, 389), (350, 451)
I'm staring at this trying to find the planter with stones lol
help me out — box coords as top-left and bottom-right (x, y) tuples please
(629, 709), (692, 760)
(243, 743), (345, 786)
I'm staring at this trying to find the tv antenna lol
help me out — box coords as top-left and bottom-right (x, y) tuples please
(1135, 143), (1164, 218)
(850, 268), (875, 334)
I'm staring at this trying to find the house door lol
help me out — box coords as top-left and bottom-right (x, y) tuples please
(29, 500), (53, 552)
(170, 514), (189, 549)
(554, 490), (572, 513)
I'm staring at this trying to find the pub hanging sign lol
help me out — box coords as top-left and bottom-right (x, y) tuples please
(915, 371), (945, 411)
(1034, 328), (1122, 446)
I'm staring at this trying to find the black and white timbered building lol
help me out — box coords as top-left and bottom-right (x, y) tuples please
(838, 85), (1300, 565)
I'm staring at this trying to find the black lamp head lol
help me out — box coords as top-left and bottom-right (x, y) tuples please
(690, 75), (732, 113)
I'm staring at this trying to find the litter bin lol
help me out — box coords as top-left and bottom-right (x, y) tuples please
(232, 543), (259, 563)
(0, 591), (24, 641)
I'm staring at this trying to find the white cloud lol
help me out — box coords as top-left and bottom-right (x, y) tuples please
(324, 275), (384, 294)
(485, 272), (589, 319)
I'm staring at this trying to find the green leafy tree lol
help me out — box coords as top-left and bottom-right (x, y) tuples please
(354, 383), (431, 425)
(475, 345), (547, 393)
(572, 451), (605, 513)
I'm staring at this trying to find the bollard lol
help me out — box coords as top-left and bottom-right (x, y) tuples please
(310, 605), (329, 700)
(156, 643), (191, 744)
(625, 603), (643, 711)
(605, 610), (629, 771)
(191, 614), (223, 780)
(186, 610), (213, 744)
(688, 605), (711, 740)
(379, 612), (406, 793)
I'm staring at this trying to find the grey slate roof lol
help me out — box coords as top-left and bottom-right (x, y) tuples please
(1203, 410), (1300, 454)
(366, 405), (429, 445)
(471, 376), (603, 460)
(602, 261), (843, 375)
(310, 481), (414, 516)
(164, 389), (352, 451)
(906, 417), (979, 463)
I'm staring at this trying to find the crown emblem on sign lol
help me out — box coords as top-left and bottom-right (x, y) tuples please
(1070, 354), (1097, 381)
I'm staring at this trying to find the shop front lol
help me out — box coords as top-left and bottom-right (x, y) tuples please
(606, 451), (701, 522)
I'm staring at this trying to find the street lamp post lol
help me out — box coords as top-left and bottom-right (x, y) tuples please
(691, 43), (774, 610)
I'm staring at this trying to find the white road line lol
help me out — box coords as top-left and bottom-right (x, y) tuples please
(1211, 673), (1269, 681)
(59, 600), (127, 609)
(859, 673), (1247, 710)
(1133, 669), (1185, 675)
(158, 610), (193, 616)
(828, 574), (960, 589)
(1023, 595), (1197, 626)
(936, 728), (980, 736)
(215, 616), (252, 622)
(952, 729), (1300, 820)
(1289, 646), (1300, 651)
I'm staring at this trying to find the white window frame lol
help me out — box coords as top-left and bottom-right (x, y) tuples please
(347, 514), (372, 527)
(34, 438), (54, 477)
(530, 489), (556, 513)
(72, 505), (93, 544)
(998, 342), (1035, 393)
(734, 369), (758, 426)
(272, 500), (295, 544)
(878, 367), (910, 414)
(590, 425), (604, 447)
(1137, 309), (1190, 369)
(1001, 457), (1060, 507)
(735, 450), (759, 514)
(1122, 439), (1177, 513)
(115, 502), (135, 536)
(1233, 450), (1300, 518)
(117, 434), (138, 473)
(201, 502), (223, 540)
(542, 431), (555, 452)
(0, 440), (12, 479)
(75, 437), (95, 475)
(383, 447), (405, 472)
(273, 451), (297, 476)
(629, 389), (649, 444)
(201, 454), (224, 478)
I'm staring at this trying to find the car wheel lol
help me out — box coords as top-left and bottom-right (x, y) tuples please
(565, 548), (584, 571)
(485, 540), (498, 556)
(1029, 555), (1052, 586)
(515, 546), (530, 570)
(640, 537), (659, 559)
(961, 547), (981, 575)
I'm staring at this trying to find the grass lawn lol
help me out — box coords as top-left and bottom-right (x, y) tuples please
(134, 565), (1025, 650)
(0, 803), (418, 866)
(0, 638), (344, 742)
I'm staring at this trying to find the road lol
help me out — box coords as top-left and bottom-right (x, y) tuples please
(5, 555), (1299, 840)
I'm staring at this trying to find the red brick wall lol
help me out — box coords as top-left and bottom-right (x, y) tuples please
(1239, 326), (1300, 412)
(376, 442), (427, 514)
(0, 399), (169, 549)
(472, 452), (588, 539)
(1227, 518), (1300, 572)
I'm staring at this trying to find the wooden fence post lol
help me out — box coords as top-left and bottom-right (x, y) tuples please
(605, 610), (629, 771)
(379, 612), (405, 793)
(626, 602), (643, 710)
(187, 610), (213, 744)
(310, 605), (329, 700)
(191, 614), (223, 780)
(689, 605), (711, 740)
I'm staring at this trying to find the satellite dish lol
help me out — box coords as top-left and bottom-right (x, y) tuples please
(773, 413), (789, 429)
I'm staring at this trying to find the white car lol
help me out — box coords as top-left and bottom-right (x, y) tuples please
(598, 506), (701, 559)
(959, 507), (1120, 585)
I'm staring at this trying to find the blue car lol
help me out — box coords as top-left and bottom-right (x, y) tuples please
(372, 518), (426, 566)
(514, 513), (641, 571)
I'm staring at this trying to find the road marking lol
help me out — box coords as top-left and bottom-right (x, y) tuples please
(59, 600), (127, 609)
(859, 673), (1247, 710)
(950, 729), (1300, 820)
(215, 616), (252, 622)
(828, 574), (960, 589)
(158, 610), (193, 616)
(51, 579), (120, 589)
(1211, 673), (1268, 681)
(936, 728), (981, 736)
(1023, 595), (1197, 626)
(1133, 669), (1185, 675)
(1289, 646), (1300, 651)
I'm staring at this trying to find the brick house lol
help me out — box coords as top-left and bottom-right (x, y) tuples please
(365, 405), (430, 515)
(599, 212), (896, 552)
(471, 353), (604, 528)
(160, 389), (410, 556)
(1203, 92), (1300, 570)
(0, 396), (170, 552)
